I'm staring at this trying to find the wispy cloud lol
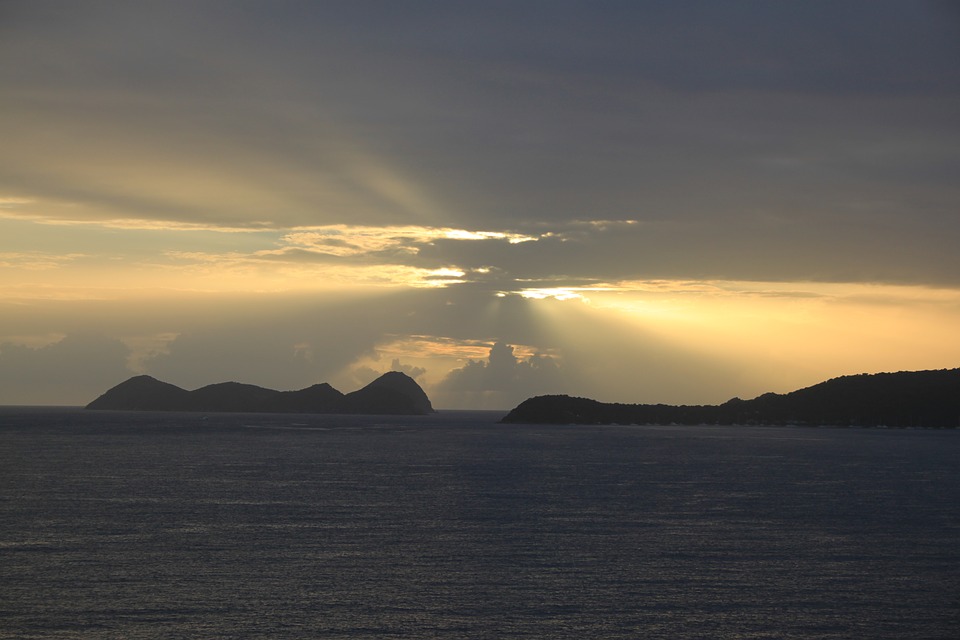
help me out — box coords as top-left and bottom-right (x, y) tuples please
(0, 251), (86, 270)
(0, 208), (276, 233)
(0, 197), (35, 209)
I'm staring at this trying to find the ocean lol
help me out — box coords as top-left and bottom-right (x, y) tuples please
(1, 408), (958, 639)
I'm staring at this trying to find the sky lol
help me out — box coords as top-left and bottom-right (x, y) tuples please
(2, 0), (959, 409)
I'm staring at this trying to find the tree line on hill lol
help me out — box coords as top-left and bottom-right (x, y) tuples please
(501, 369), (960, 428)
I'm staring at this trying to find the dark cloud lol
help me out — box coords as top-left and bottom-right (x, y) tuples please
(2, 1), (959, 405)
(2, 1), (957, 254)
(0, 333), (132, 405)
(122, 287), (529, 393)
(141, 299), (392, 390)
(410, 218), (960, 287)
(435, 342), (567, 410)
(389, 358), (426, 380)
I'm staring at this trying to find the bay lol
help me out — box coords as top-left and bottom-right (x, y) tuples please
(1, 408), (958, 638)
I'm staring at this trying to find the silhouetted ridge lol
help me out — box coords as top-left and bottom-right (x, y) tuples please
(182, 382), (280, 412)
(501, 368), (960, 428)
(86, 372), (432, 415)
(271, 383), (344, 412)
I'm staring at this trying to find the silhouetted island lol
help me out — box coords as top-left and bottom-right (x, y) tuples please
(86, 371), (434, 415)
(501, 368), (960, 428)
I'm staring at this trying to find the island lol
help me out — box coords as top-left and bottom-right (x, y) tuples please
(501, 368), (960, 428)
(86, 371), (434, 415)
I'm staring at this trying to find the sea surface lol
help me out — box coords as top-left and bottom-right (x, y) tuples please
(1, 408), (958, 639)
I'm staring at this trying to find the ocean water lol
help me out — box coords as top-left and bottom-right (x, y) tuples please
(1, 409), (958, 639)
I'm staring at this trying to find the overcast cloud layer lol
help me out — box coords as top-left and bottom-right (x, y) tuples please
(2, 1), (959, 407)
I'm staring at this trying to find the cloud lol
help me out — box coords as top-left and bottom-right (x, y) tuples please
(1, 280), (958, 407)
(0, 251), (86, 270)
(434, 342), (567, 410)
(141, 305), (388, 391)
(2, 2), (957, 256)
(279, 225), (536, 259)
(389, 358), (427, 380)
(0, 333), (132, 405)
(125, 289), (463, 393)
(336, 357), (428, 393)
(2, 2), (958, 292)
(1, 2), (959, 408)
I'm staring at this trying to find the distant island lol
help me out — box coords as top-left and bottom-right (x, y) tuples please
(501, 368), (960, 428)
(86, 371), (434, 415)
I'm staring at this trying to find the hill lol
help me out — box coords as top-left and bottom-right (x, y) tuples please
(500, 368), (960, 428)
(86, 372), (433, 415)
(338, 371), (434, 415)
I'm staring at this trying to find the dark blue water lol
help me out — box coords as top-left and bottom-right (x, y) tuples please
(1, 408), (958, 639)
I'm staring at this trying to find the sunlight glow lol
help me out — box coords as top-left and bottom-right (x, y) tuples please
(376, 335), (532, 361)
(509, 279), (960, 405)
(516, 287), (614, 301)
(529, 280), (960, 397)
(443, 229), (537, 243)
(283, 225), (539, 257)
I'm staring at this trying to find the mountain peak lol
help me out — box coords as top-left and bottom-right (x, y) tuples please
(340, 372), (434, 414)
(86, 375), (188, 411)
